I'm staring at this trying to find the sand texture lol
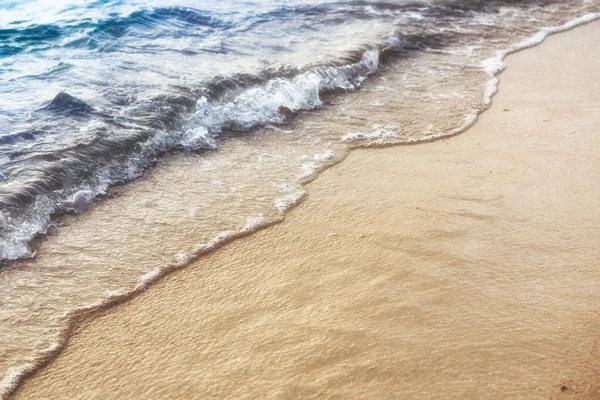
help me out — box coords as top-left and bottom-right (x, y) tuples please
(14, 21), (600, 400)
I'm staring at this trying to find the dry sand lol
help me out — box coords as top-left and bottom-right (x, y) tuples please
(15, 21), (600, 399)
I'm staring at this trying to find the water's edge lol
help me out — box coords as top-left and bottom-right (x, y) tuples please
(2, 13), (599, 400)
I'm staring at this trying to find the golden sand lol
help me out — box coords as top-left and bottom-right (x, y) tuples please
(14, 21), (600, 399)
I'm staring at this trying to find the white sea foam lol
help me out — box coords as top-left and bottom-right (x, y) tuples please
(243, 216), (270, 232)
(105, 289), (126, 298)
(275, 190), (306, 213)
(181, 126), (216, 150)
(187, 49), (379, 138)
(341, 125), (399, 143)
(138, 268), (161, 285)
(299, 150), (335, 178)
(299, 162), (316, 178)
(406, 11), (424, 20)
(0, 196), (56, 261)
(175, 252), (190, 267)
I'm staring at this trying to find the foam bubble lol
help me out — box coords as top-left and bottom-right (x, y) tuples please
(0, 196), (56, 260)
(299, 162), (317, 179)
(180, 126), (217, 150)
(243, 216), (270, 232)
(138, 268), (161, 285)
(175, 252), (190, 267)
(275, 191), (306, 214)
(105, 289), (126, 298)
(341, 125), (399, 143)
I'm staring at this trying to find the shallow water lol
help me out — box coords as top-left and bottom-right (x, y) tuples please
(0, 0), (599, 397)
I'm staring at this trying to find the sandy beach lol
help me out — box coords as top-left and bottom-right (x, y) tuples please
(13, 20), (600, 400)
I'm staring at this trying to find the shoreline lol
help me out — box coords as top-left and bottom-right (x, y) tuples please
(8, 19), (600, 400)
(4, 12), (599, 269)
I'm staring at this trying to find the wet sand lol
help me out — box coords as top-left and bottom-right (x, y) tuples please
(15, 21), (600, 399)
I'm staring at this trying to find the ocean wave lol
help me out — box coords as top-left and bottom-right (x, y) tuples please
(0, 45), (381, 261)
